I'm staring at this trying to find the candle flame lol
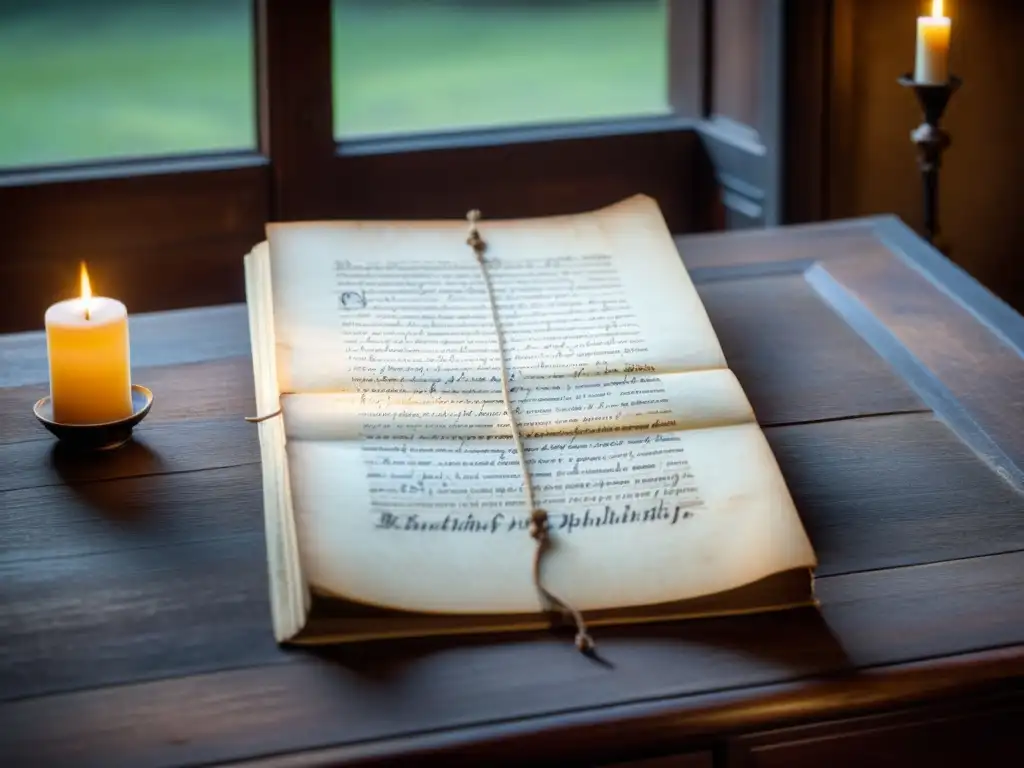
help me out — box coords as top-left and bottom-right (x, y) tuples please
(79, 262), (93, 320)
(932, 0), (943, 18)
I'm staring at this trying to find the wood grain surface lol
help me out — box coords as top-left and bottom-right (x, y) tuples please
(1, 217), (1022, 767)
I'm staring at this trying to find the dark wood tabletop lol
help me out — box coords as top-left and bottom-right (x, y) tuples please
(2, 216), (1023, 768)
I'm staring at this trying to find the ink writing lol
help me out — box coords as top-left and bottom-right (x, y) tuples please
(331, 255), (703, 526)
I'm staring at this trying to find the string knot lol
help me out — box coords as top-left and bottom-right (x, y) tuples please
(528, 508), (549, 541)
(467, 231), (486, 257)
(466, 208), (595, 655)
(466, 209), (486, 260)
(575, 631), (595, 653)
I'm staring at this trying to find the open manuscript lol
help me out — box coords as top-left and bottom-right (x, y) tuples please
(244, 195), (818, 644)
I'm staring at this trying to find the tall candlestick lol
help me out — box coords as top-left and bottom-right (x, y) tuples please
(45, 263), (133, 424)
(915, 0), (951, 84)
(897, 72), (961, 249)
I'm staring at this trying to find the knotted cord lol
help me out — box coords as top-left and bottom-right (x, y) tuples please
(245, 407), (282, 423)
(246, 213), (596, 652)
(466, 209), (595, 654)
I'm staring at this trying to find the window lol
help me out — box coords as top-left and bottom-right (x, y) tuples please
(332, 0), (669, 140)
(270, 1), (712, 227)
(1, 0), (796, 333)
(0, 0), (255, 169)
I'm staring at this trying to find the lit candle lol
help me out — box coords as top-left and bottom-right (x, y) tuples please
(44, 263), (133, 424)
(914, 0), (951, 84)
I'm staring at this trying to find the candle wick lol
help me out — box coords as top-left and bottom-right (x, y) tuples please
(84, 305), (91, 321)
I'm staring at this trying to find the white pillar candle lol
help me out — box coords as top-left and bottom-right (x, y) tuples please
(914, 0), (951, 84)
(44, 263), (133, 424)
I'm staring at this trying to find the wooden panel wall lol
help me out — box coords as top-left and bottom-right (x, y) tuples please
(712, 0), (762, 128)
(0, 162), (269, 334)
(0, 0), (816, 332)
(823, 0), (1024, 313)
(681, 0), (785, 229)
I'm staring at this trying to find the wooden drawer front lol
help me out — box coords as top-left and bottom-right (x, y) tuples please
(601, 753), (713, 768)
(735, 705), (1023, 768)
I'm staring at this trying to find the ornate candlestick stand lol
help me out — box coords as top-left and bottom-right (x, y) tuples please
(898, 74), (961, 251)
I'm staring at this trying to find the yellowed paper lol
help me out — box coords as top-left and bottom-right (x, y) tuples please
(261, 195), (817, 616)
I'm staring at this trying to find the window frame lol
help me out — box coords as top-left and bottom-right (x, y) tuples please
(0, 0), (818, 332)
(259, 0), (710, 227)
(0, 0), (271, 333)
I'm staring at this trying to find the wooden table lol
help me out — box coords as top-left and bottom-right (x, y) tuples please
(2, 216), (1023, 768)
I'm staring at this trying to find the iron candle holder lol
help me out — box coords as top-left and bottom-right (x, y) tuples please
(898, 73), (962, 251)
(33, 384), (153, 452)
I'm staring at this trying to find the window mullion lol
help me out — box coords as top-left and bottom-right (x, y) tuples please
(257, 0), (336, 221)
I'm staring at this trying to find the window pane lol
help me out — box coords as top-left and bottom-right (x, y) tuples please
(332, 0), (669, 139)
(0, 0), (255, 169)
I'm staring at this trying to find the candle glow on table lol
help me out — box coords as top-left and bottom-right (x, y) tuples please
(44, 263), (133, 425)
(914, 0), (951, 84)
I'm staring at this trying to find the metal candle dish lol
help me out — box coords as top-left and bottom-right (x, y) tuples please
(33, 384), (153, 452)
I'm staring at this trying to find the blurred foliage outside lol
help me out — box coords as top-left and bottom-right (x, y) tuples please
(0, 0), (666, 169)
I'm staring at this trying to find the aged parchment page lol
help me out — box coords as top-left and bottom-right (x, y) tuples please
(265, 196), (817, 615)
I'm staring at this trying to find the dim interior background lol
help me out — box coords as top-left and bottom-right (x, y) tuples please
(828, 0), (1024, 317)
(1, 0), (1023, 318)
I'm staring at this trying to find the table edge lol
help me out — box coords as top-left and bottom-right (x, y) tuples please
(219, 644), (1024, 767)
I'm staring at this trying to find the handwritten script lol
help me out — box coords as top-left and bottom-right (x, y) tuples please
(331, 255), (705, 531)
